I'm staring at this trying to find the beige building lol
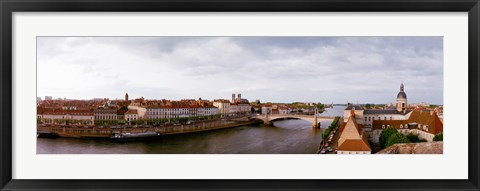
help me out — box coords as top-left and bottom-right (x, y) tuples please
(213, 99), (231, 118)
(213, 94), (251, 117)
(37, 109), (95, 125)
(129, 105), (219, 120)
(124, 109), (138, 122)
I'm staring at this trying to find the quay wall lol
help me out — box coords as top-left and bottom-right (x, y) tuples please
(37, 119), (261, 138)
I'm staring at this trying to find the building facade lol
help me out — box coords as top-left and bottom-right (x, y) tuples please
(337, 110), (372, 154)
(37, 109), (95, 125)
(343, 83), (443, 143)
(93, 108), (118, 120)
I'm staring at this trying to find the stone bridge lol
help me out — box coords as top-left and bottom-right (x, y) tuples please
(250, 114), (336, 128)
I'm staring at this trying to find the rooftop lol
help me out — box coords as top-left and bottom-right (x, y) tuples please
(376, 141), (443, 154)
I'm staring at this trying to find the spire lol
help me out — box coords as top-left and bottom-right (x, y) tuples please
(400, 81), (404, 92)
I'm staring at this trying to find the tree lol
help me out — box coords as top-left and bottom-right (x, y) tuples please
(385, 133), (410, 148)
(322, 128), (331, 140)
(315, 103), (325, 110)
(379, 127), (398, 149)
(406, 133), (420, 143)
(433, 133), (443, 141)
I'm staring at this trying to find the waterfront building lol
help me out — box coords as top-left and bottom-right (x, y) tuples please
(261, 105), (273, 115)
(37, 109), (94, 125)
(124, 109), (138, 122)
(229, 103), (239, 114)
(128, 99), (219, 120)
(213, 93), (251, 117)
(213, 99), (231, 117)
(278, 106), (291, 114)
(337, 110), (371, 154)
(93, 108), (118, 120)
(232, 93), (251, 115)
(117, 109), (126, 121)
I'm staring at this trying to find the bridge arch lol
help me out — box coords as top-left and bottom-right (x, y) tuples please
(250, 114), (335, 128)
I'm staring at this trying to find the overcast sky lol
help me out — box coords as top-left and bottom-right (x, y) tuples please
(37, 37), (443, 104)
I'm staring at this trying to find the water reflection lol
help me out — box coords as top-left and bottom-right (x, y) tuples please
(38, 119), (329, 154)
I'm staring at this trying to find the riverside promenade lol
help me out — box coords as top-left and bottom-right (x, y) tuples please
(37, 117), (261, 138)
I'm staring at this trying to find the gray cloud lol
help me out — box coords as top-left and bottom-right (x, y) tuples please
(37, 36), (443, 104)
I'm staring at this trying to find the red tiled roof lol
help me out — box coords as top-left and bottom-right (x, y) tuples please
(41, 109), (94, 116)
(338, 115), (371, 152)
(125, 109), (138, 114)
(372, 110), (443, 134)
(338, 139), (372, 151)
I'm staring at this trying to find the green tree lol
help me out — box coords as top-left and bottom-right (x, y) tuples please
(322, 128), (331, 140)
(406, 133), (420, 143)
(385, 133), (410, 148)
(433, 133), (443, 141)
(379, 127), (398, 149)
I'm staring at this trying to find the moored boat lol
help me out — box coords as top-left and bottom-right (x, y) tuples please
(110, 132), (162, 142)
(37, 131), (59, 139)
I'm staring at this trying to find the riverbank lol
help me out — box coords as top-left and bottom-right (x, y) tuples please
(37, 117), (262, 138)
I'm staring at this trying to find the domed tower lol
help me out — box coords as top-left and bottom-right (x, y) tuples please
(396, 82), (407, 112)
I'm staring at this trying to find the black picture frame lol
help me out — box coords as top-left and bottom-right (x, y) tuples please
(1, 0), (479, 190)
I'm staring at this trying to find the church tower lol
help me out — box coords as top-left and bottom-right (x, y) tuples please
(125, 92), (129, 101)
(396, 82), (407, 112)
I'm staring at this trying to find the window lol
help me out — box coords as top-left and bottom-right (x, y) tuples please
(390, 117), (392, 120)
(400, 124), (403, 128)
(382, 125), (385, 129)
(365, 117), (367, 121)
(384, 117), (387, 120)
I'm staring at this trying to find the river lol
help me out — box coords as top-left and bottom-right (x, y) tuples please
(37, 106), (346, 154)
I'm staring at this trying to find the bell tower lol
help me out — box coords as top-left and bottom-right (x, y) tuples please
(396, 82), (407, 112)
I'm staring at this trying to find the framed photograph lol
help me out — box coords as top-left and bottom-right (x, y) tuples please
(1, 0), (479, 190)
